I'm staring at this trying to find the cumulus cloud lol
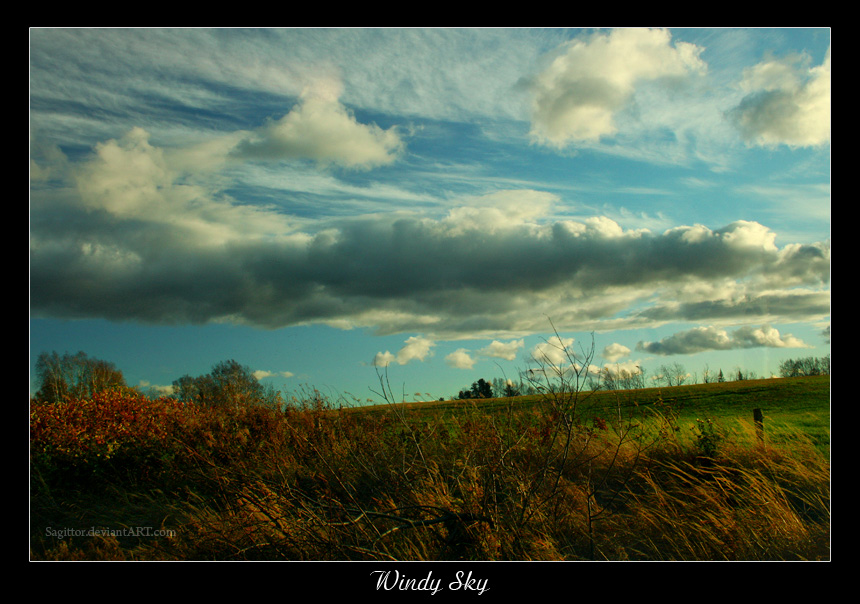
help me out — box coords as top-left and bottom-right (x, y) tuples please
(729, 47), (831, 148)
(445, 349), (476, 369)
(478, 339), (525, 361)
(440, 339), (523, 370)
(602, 360), (642, 377)
(531, 335), (576, 366)
(524, 28), (706, 146)
(636, 324), (811, 356)
(371, 351), (397, 368)
(69, 127), (299, 246)
(373, 336), (435, 367)
(442, 190), (557, 234)
(602, 342), (631, 363)
(232, 83), (404, 169)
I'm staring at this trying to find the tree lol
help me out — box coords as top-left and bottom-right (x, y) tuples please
(778, 355), (830, 378)
(599, 365), (645, 391)
(172, 359), (280, 408)
(659, 362), (688, 387)
(34, 351), (127, 403)
(455, 378), (498, 400)
(502, 380), (521, 398)
(471, 378), (493, 399)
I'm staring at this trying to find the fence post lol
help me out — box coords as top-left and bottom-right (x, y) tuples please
(753, 408), (764, 442)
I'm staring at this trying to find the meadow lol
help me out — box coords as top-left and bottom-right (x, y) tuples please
(29, 375), (830, 561)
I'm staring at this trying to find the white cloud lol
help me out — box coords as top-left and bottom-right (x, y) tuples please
(731, 325), (809, 349)
(374, 336), (435, 367)
(233, 84), (404, 169)
(441, 190), (557, 234)
(718, 220), (778, 251)
(602, 342), (631, 363)
(371, 351), (397, 368)
(72, 127), (300, 246)
(253, 370), (294, 380)
(531, 335), (576, 367)
(137, 380), (174, 396)
(730, 47), (831, 148)
(479, 339), (525, 361)
(397, 336), (435, 364)
(445, 349), (476, 369)
(602, 360), (642, 377)
(524, 28), (706, 146)
(637, 324), (811, 356)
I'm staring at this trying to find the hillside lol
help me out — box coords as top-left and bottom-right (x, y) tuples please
(361, 375), (830, 443)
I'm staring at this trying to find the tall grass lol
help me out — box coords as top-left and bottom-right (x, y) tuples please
(30, 383), (829, 561)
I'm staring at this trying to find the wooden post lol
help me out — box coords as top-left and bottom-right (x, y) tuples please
(753, 408), (764, 442)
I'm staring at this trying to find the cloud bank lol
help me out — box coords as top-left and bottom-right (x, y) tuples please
(30, 128), (830, 341)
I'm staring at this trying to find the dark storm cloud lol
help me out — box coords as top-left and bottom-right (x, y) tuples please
(635, 290), (831, 324)
(28, 187), (831, 339)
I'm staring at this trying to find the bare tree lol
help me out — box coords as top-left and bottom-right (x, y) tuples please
(659, 362), (688, 387)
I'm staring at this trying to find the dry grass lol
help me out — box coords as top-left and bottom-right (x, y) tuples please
(30, 388), (829, 561)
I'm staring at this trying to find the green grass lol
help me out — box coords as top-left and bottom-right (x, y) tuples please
(363, 375), (830, 449)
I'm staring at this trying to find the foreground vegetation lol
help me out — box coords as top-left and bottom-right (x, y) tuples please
(30, 376), (829, 561)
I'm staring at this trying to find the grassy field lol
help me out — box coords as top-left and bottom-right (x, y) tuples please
(363, 375), (830, 450)
(30, 375), (830, 561)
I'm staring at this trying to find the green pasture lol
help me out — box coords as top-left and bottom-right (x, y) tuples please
(360, 375), (830, 452)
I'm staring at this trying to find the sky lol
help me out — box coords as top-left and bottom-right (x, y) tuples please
(29, 27), (831, 404)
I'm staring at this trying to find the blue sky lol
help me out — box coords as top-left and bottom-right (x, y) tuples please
(29, 28), (830, 402)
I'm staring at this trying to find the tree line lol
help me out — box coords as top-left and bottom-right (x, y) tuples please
(778, 355), (830, 378)
(32, 350), (831, 406)
(456, 377), (525, 400)
(32, 351), (280, 408)
(452, 355), (831, 399)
